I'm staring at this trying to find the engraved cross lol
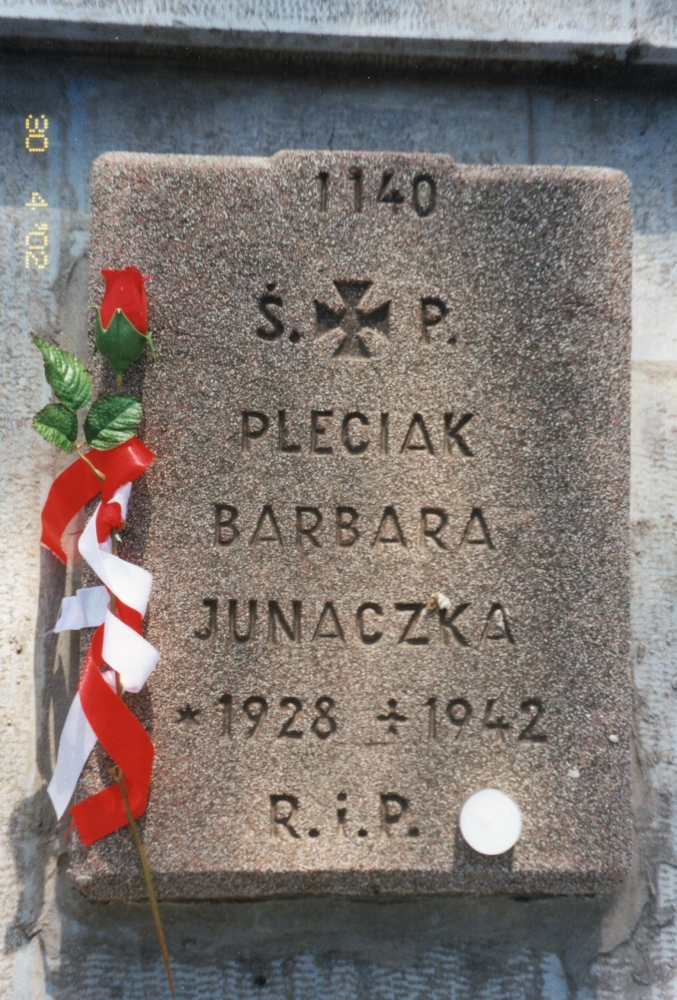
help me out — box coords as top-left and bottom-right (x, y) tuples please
(377, 698), (408, 735)
(314, 280), (390, 358)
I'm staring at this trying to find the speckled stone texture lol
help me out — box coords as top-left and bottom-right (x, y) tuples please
(72, 151), (631, 900)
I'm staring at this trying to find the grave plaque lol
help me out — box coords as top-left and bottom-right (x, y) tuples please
(72, 151), (632, 899)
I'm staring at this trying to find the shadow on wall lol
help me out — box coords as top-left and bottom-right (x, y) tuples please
(4, 250), (90, 964)
(5, 545), (66, 956)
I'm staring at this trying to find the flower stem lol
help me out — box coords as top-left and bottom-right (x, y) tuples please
(108, 532), (170, 994)
(112, 767), (175, 1000)
(110, 533), (123, 697)
(115, 373), (122, 393)
(74, 443), (105, 481)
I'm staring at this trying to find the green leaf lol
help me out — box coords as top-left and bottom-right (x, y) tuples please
(32, 404), (77, 453)
(84, 394), (142, 450)
(94, 308), (149, 376)
(32, 334), (92, 411)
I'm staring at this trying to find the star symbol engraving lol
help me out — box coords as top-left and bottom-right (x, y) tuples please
(176, 704), (201, 724)
(314, 280), (391, 358)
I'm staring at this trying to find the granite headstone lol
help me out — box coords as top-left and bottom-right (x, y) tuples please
(71, 151), (632, 899)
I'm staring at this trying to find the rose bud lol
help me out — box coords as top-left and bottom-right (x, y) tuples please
(101, 266), (148, 332)
(93, 266), (156, 376)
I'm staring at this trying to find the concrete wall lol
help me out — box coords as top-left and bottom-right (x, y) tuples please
(1, 0), (677, 65)
(0, 30), (676, 1000)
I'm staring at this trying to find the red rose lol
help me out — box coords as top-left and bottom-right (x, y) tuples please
(100, 267), (149, 333)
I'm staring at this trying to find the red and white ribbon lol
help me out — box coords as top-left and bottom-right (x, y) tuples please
(47, 482), (158, 820)
(41, 437), (157, 844)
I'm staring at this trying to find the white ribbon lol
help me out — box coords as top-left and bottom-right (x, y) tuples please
(53, 586), (109, 633)
(47, 694), (97, 820)
(47, 481), (159, 820)
(78, 484), (153, 617)
(101, 610), (158, 693)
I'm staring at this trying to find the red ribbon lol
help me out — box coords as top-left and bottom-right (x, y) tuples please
(41, 436), (154, 563)
(42, 438), (156, 845)
(69, 612), (154, 846)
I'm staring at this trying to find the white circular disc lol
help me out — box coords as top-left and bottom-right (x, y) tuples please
(459, 788), (522, 856)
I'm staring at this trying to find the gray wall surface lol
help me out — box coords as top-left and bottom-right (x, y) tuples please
(2, 0), (677, 66)
(0, 37), (677, 1000)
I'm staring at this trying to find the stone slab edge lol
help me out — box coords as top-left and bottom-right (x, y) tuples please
(0, 2), (676, 67)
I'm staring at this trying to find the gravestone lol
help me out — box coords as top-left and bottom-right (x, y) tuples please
(71, 151), (632, 899)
